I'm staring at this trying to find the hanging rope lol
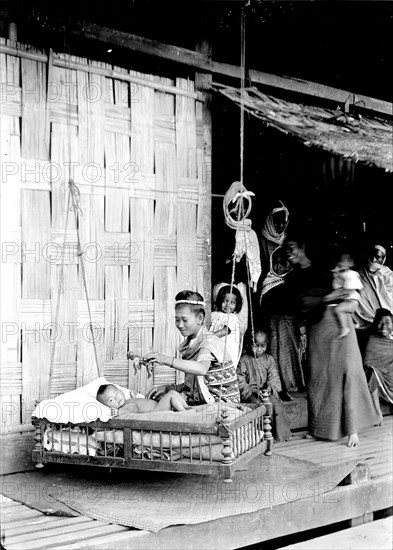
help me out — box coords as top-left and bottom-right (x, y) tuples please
(47, 32), (101, 398)
(48, 185), (71, 398)
(69, 181), (101, 380)
(217, 5), (253, 417)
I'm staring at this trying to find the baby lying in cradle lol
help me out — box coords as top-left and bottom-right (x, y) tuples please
(96, 384), (193, 418)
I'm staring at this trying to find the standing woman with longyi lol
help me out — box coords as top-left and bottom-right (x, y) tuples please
(285, 232), (379, 447)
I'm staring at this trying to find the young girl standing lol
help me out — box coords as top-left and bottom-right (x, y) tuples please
(209, 284), (246, 369)
(145, 290), (240, 404)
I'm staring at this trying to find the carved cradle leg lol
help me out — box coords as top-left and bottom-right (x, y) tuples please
(32, 417), (45, 468)
(219, 408), (234, 483)
(261, 390), (273, 456)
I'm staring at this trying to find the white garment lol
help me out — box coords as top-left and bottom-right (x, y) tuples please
(32, 377), (144, 424)
(234, 228), (262, 291)
(333, 269), (363, 300)
(209, 311), (245, 368)
(222, 181), (261, 291)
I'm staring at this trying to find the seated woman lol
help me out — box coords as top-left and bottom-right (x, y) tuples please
(145, 290), (240, 405)
(363, 308), (393, 426)
(354, 244), (393, 355)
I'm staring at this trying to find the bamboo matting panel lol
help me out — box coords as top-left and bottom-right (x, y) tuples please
(0, 39), (211, 427)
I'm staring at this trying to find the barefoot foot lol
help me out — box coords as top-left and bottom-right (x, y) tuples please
(305, 433), (315, 439)
(338, 327), (350, 339)
(347, 433), (359, 447)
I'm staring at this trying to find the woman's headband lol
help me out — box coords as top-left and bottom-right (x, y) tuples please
(175, 299), (206, 307)
(374, 245), (386, 256)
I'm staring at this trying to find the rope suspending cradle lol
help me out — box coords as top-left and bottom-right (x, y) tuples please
(47, 37), (101, 399)
(219, 5), (262, 415)
(32, 16), (273, 480)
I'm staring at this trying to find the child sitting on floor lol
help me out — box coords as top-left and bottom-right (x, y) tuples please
(236, 329), (292, 442)
(96, 384), (192, 417)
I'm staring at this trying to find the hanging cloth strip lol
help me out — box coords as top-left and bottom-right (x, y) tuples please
(223, 181), (262, 292)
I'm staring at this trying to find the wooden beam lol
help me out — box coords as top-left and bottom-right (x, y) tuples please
(70, 24), (392, 118)
(72, 23), (209, 70)
(249, 70), (393, 118)
(3, 20), (393, 117)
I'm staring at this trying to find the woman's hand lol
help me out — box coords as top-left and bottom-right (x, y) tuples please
(146, 385), (168, 400)
(143, 351), (171, 366)
(242, 385), (254, 400)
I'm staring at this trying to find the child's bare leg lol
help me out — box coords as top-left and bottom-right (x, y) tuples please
(371, 389), (383, 426)
(153, 392), (174, 411)
(168, 390), (194, 412)
(334, 303), (351, 338)
(155, 390), (193, 412)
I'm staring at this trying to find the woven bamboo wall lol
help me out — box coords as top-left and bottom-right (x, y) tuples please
(0, 39), (211, 428)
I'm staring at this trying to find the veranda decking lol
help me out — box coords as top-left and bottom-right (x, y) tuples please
(1, 416), (392, 550)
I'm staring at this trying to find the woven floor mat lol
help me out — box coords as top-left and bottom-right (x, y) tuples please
(2, 453), (365, 532)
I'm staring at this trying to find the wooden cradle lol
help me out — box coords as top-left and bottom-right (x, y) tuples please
(32, 395), (273, 481)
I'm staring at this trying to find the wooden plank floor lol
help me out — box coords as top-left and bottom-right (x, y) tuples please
(1, 417), (391, 550)
(0, 496), (131, 549)
(278, 516), (393, 549)
(274, 415), (393, 480)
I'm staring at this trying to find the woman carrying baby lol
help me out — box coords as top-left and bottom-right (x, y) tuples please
(146, 290), (240, 405)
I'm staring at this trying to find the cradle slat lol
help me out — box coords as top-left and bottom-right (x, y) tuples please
(130, 427), (134, 458)
(123, 428), (131, 460)
(233, 428), (238, 458)
(169, 431), (173, 461)
(140, 429), (144, 458)
(189, 432), (193, 463)
(160, 431), (164, 461)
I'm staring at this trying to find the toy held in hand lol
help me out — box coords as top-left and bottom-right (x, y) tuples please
(127, 351), (154, 378)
